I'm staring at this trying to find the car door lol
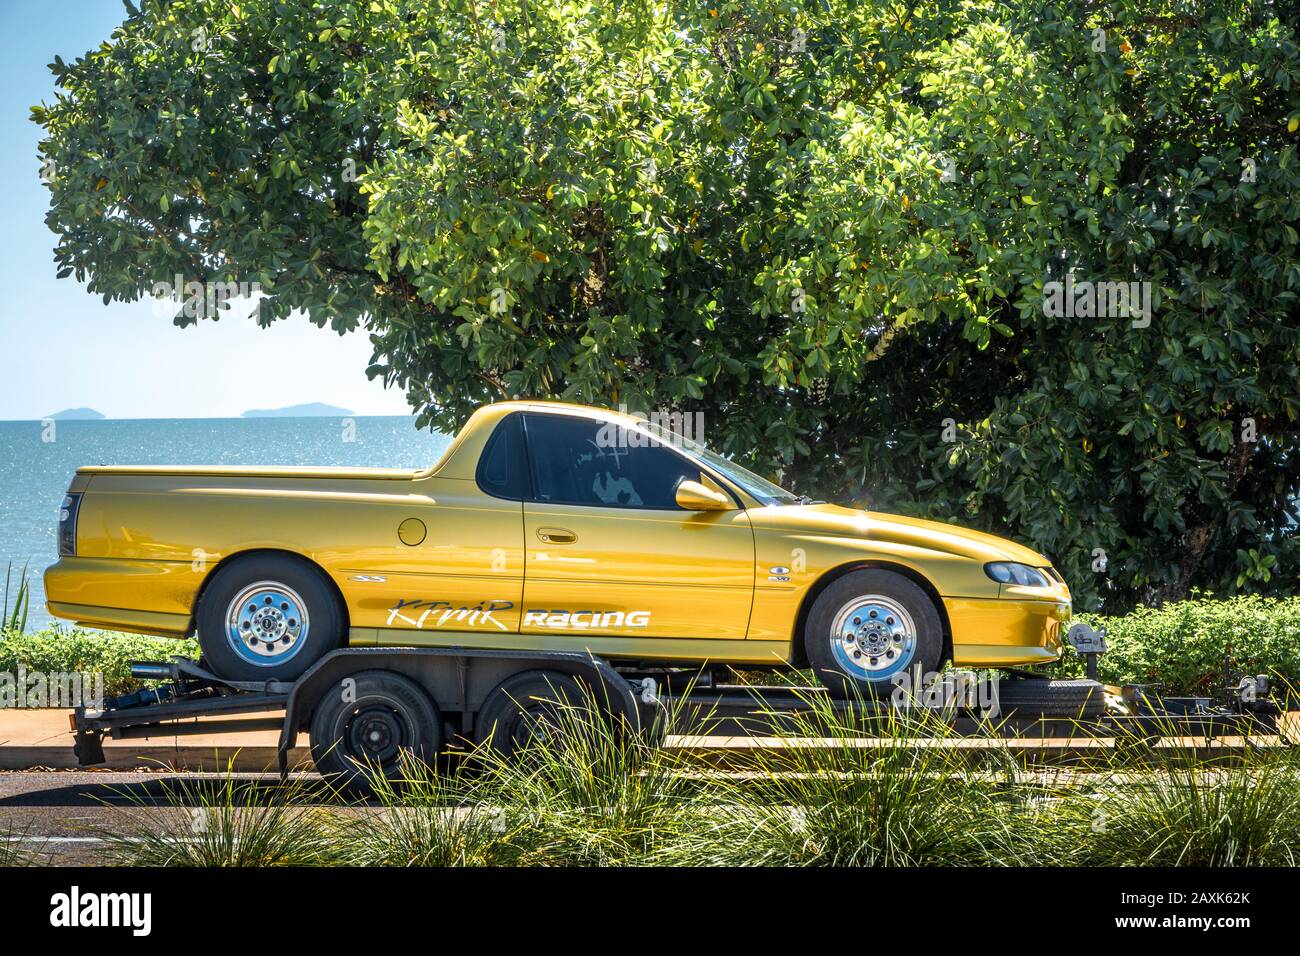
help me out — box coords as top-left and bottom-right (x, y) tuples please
(519, 412), (755, 640)
(343, 412), (527, 638)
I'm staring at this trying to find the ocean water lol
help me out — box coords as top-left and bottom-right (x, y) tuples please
(0, 417), (450, 629)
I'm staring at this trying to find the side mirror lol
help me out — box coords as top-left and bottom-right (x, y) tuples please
(676, 479), (731, 511)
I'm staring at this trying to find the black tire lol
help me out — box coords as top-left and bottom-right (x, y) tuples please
(996, 677), (1105, 719)
(309, 670), (443, 791)
(804, 569), (944, 699)
(196, 553), (345, 682)
(476, 670), (594, 761)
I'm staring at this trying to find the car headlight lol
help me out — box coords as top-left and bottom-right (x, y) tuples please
(984, 561), (1050, 588)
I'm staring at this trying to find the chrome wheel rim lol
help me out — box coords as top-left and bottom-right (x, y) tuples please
(830, 594), (916, 681)
(226, 581), (310, 667)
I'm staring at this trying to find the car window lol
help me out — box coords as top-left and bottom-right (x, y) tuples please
(476, 413), (530, 500)
(642, 419), (800, 505)
(523, 413), (701, 510)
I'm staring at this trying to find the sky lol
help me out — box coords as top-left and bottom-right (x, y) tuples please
(0, 1), (413, 420)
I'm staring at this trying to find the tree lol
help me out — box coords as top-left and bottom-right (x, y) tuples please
(34, 0), (1300, 611)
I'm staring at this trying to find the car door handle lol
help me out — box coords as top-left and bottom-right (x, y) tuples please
(536, 527), (577, 544)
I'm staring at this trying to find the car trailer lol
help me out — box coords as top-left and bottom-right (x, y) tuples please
(71, 647), (650, 779)
(69, 624), (1287, 781)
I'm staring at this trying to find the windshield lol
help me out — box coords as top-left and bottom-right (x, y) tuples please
(639, 419), (801, 506)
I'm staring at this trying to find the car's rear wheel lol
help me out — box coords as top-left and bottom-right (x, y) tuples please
(196, 553), (345, 682)
(309, 670), (442, 792)
(804, 569), (944, 699)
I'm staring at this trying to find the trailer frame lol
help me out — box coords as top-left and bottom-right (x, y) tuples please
(69, 635), (1287, 777)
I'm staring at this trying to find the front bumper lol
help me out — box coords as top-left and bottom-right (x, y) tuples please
(945, 594), (1070, 668)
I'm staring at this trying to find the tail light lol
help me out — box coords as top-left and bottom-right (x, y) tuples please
(58, 493), (82, 556)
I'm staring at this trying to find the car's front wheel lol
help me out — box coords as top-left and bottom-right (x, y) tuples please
(804, 569), (944, 698)
(196, 553), (345, 682)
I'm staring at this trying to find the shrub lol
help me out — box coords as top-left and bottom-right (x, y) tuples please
(1058, 596), (1300, 697)
(0, 626), (199, 698)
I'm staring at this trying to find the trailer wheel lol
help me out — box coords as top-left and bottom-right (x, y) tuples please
(804, 569), (944, 699)
(476, 670), (595, 761)
(309, 670), (442, 790)
(196, 553), (345, 682)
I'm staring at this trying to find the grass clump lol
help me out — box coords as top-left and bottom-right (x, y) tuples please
(1075, 751), (1300, 866)
(96, 767), (336, 867)
(0, 822), (41, 867)
(2, 562), (29, 635)
(678, 689), (1042, 866)
(470, 686), (699, 866)
(340, 753), (529, 866)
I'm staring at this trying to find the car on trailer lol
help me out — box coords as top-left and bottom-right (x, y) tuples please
(46, 400), (1072, 707)
(51, 404), (1283, 782)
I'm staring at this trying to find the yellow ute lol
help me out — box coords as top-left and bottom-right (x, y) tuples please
(45, 401), (1069, 693)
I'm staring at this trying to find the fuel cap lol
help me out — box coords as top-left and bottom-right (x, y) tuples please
(398, 517), (427, 546)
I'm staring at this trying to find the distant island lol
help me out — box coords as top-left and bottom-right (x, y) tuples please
(44, 407), (106, 420)
(242, 402), (354, 418)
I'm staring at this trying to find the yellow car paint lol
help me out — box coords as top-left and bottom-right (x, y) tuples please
(44, 401), (1069, 669)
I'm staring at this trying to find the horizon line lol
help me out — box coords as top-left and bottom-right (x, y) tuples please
(0, 413), (422, 423)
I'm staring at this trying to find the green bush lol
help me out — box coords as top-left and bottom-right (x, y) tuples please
(0, 626), (198, 699)
(1058, 596), (1300, 697)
